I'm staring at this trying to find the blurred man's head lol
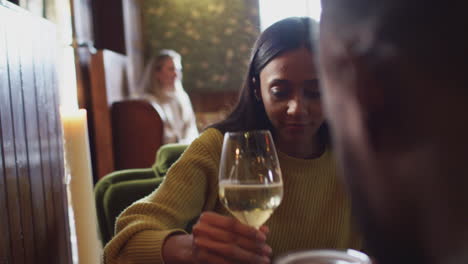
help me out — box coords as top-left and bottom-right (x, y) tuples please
(318, 1), (468, 263)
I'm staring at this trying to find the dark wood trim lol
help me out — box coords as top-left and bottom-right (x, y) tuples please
(89, 49), (128, 179)
(92, 0), (126, 54)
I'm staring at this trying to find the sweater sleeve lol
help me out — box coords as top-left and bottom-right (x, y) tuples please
(179, 90), (199, 144)
(103, 129), (222, 264)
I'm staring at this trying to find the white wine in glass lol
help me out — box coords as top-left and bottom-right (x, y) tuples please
(218, 130), (283, 229)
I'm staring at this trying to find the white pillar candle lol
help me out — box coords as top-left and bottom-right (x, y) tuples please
(61, 109), (102, 264)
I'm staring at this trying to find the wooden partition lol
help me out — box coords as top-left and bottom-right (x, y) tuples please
(0, 2), (72, 264)
(89, 49), (127, 179)
(111, 99), (164, 170)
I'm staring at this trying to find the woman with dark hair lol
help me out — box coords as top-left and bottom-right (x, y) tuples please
(212, 16), (330, 156)
(104, 17), (361, 264)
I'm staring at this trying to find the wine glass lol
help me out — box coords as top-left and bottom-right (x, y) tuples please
(275, 249), (372, 264)
(218, 130), (283, 229)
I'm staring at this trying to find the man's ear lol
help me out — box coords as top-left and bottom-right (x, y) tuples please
(347, 51), (386, 121)
(343, 45), (401, 151)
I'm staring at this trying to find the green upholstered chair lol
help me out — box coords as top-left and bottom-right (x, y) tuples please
(95, 143), (188, 245)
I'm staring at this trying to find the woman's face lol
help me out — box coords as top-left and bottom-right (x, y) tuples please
(156, 58), (177, 89)
(259, 47), (324, 147)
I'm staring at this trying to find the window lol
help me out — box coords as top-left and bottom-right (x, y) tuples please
(259, 0), (321, 31)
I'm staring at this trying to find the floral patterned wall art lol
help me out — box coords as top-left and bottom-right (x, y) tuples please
(141, 0), (260, 92)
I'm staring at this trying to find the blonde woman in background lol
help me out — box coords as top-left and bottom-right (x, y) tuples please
(138, 49), (199, 144)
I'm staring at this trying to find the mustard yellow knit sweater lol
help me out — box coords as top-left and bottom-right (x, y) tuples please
(104, 128), (361, 264)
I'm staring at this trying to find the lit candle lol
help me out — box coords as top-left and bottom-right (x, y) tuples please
(61, 109), (102, 264)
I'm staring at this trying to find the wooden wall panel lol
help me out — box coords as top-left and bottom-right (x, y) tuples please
(0, 9), (14, 263)
(0, 7), (26, 263)
(0, 2), (72, 264)
(33, 13), (57, 263)
(9, 13), (37, 264)
(27, 16), (49, 262)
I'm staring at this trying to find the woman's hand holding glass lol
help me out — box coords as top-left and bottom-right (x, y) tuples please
(162, 212), (271, 264)
(191, 212), (272, 264)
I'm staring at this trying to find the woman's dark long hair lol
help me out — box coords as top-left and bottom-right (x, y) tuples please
(211, 17), (330, 146)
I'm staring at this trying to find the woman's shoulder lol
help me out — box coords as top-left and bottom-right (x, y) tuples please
(194, 128), (224, 145)
(186, 128), (224, 152)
